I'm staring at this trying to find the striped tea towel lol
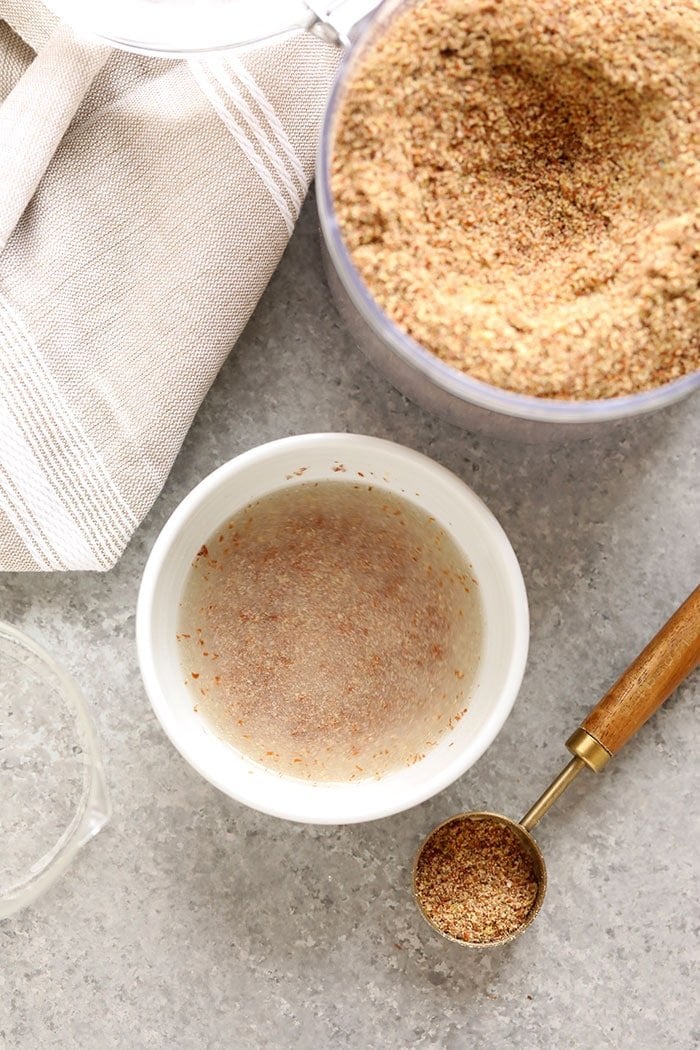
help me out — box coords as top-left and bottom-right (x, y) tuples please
(0, 1), (340, 570)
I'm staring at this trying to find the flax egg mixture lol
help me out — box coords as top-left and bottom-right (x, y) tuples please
(177, 479), (483, 781)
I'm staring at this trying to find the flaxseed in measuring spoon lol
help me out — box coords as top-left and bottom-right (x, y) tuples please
(414, 585), (700, 946)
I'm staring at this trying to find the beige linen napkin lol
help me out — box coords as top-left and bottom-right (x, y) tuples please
(0, 1), (340, 570)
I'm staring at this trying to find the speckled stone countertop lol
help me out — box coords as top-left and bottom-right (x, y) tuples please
(1, 195), (699, 1049)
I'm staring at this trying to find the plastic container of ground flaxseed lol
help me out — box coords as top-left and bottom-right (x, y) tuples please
(315, 0), (700, 441)
(44, 0), (700, 439)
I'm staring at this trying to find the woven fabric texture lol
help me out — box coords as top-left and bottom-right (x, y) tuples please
(0, 1), (340, 570)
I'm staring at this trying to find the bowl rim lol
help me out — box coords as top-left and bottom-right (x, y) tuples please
(316, 8), (700, 426)
(136, 433), (530, 824)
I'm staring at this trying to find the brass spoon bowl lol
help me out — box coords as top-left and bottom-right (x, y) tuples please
(414, 584), (700, 947)
(413, 811), (548, 947)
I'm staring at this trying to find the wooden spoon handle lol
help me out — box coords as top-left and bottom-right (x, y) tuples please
(572, 585), (700, 764)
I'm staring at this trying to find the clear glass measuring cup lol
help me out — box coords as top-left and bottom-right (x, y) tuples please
(0, 622), (110, 919)
(44, 0), (381, 54)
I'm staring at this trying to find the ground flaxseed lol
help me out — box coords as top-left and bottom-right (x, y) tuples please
(331, 0), (700, 400)
(414, 816), (540, 942)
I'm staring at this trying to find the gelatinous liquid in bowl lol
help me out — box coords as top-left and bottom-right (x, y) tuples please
(177, 480), (483, 781)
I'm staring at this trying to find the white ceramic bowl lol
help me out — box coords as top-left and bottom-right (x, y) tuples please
(136, 434), (529, 824)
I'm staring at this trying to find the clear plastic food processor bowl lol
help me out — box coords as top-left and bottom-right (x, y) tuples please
(315, 0), (700, 440)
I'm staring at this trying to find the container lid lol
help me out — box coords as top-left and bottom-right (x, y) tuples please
(45, 0), (317, 55)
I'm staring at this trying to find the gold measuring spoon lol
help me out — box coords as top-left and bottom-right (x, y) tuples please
(413, 584), (700, 946)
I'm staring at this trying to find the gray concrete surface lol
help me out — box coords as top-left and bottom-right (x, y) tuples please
(1, 193), (699, 1049)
